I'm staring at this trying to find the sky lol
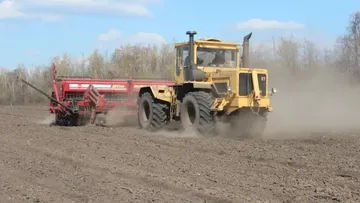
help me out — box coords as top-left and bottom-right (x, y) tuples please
(0, 0), (359, 69)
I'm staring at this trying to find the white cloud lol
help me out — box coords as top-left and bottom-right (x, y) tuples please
(0, 0), (26, 19)
(0, 0), (160, 21)
(128, 32), (166, 45)
(97, 29), (166, 46)
(94, 29), (166, 54)
(236, 18), (305, 30)
(0, 0), (62, 21)
(98, 29), (122, 41)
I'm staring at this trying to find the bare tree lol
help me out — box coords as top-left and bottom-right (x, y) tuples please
(88, 49), (105, 79)
(1, 11), (360, 105)
(335, 11), (360, 80)
(277, 36), (300, 76)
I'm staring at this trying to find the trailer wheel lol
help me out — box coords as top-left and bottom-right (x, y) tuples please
(180, 91), (215, 135)
(55, 113), (62, 125)
(137, 92), (168, 131)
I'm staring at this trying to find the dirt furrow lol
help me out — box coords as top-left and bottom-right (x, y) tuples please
(1, 105), (360, 202)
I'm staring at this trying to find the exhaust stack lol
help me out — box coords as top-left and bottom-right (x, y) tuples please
(185, 31), (197, 81)
(242, 32), (252, 68)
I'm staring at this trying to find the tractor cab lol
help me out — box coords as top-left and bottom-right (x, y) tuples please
(177, 37), (240, 69)
(173, 32), (253, 84)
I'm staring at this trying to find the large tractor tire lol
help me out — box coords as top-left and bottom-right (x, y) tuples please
(55, 113), (78, 126)
(180, 91), (216, 135)
(229, 110), (267, 139)
(137, 92), (168, 131)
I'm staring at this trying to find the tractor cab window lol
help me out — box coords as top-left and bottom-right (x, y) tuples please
(178, 46), (189, 66)
(180, 46), (208, 67)
(196, 47), (236, 68)
(176, 46), (189, 76)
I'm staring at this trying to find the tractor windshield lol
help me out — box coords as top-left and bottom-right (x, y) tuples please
(196, 47), (236, 68)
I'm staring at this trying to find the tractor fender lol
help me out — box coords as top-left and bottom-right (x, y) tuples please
(138, 85), (174, 104)
(183, 81), (212, 89)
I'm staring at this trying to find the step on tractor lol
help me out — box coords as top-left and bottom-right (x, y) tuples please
(137, 31), (277, 138)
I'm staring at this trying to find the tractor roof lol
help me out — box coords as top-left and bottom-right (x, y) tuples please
(175, 37), (239, 49)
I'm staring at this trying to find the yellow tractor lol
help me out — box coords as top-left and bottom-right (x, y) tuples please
(137, 31), (276, 138)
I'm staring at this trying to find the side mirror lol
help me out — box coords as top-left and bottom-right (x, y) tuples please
(269, 87), (277, 96)
(272, 87), (277, 94)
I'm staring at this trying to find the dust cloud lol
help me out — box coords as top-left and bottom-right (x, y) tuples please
(106, 66), (360, 139)
(105, 107), (138, 127)
(37, 114), (55, 125)
(105, 106), (201, 138)
(264, 66), (360, 138)
(156, 129), (200, 138)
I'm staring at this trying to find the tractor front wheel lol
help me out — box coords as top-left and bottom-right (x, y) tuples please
(180, 91), (215, 135)
(137, 92), (168, 131)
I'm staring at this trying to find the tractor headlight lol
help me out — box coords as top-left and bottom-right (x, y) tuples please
(227, 85), (232, 93)
(271, 87), (277, 94)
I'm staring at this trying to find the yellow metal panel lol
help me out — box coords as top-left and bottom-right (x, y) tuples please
(187, 81), (212, 89)
(195, 43), (238, 50)
(174, 66), (184, 84)
(148, 86), (174, 103)
(251, 69), (261, 101)
(195, 40), (239, 47)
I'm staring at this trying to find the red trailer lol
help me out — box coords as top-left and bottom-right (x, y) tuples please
(18, 63), (174, 126)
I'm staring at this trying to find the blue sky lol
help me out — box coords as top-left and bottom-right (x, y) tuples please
(0, 0), (358, 69)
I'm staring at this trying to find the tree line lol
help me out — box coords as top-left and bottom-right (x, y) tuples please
(0, 11), (359, 105)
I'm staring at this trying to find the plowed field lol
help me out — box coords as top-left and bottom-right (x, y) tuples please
(0, 105), (359, 203)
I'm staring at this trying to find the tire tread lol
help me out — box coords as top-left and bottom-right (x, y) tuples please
(139, 92), (168, 131)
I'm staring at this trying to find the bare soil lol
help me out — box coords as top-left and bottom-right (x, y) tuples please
(0, 105), (359, 203)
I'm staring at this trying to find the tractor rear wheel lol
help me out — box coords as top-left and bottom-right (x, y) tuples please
(180, 91), (215, 135)
(137, 92), (168, 131)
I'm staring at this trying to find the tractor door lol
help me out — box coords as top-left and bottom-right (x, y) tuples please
(174, 45), (188, 83)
